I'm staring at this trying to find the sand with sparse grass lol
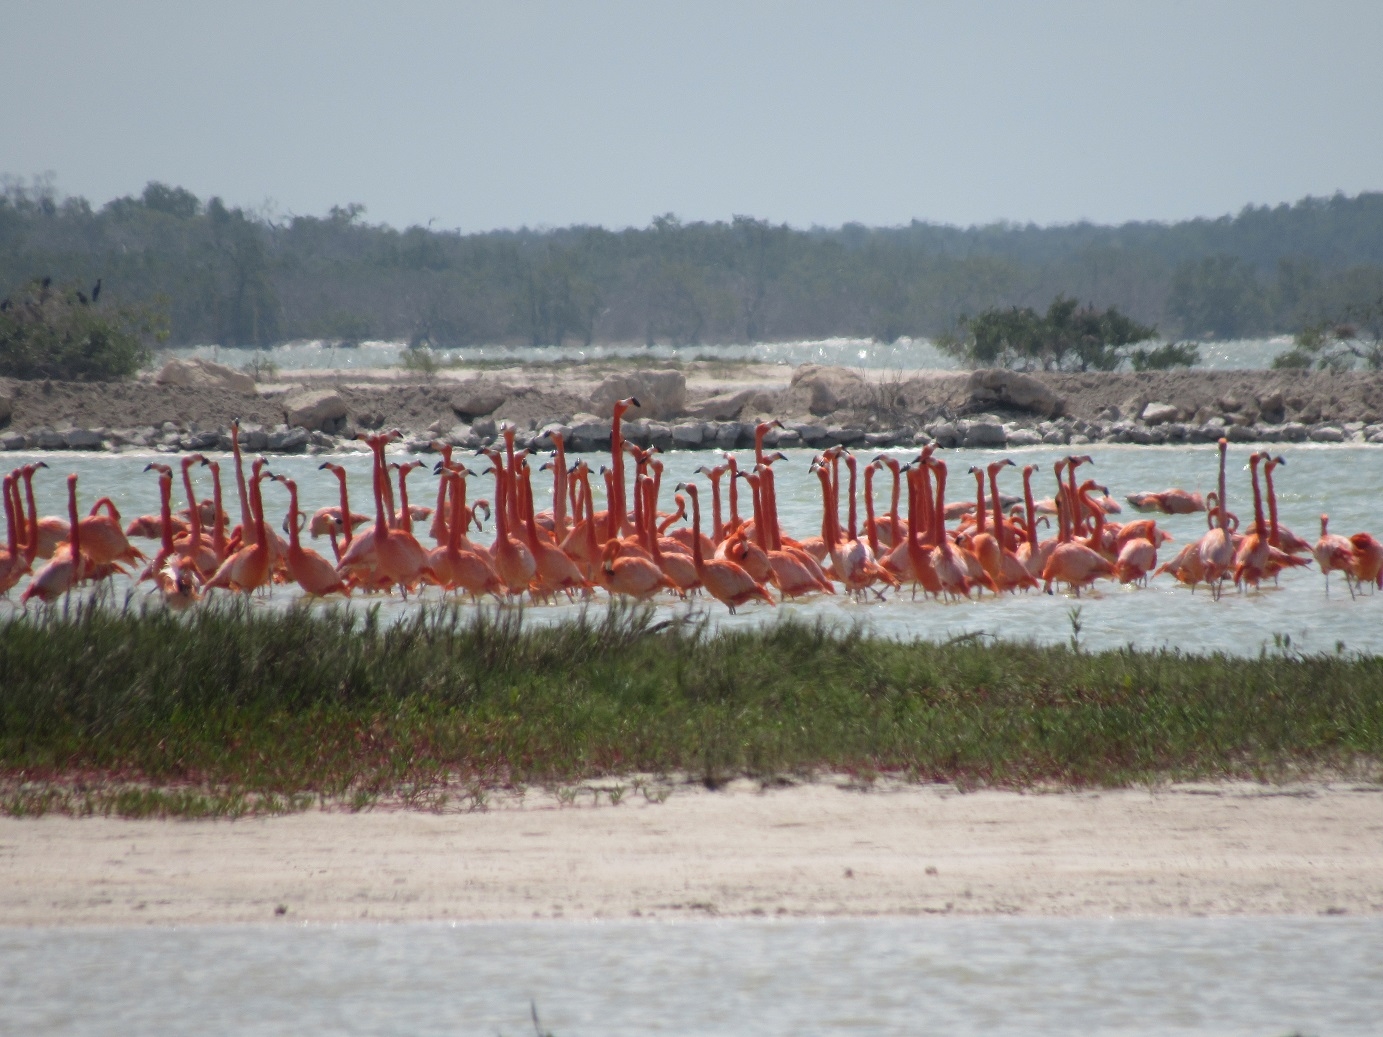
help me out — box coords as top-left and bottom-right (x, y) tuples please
(2, 777), (1381, 926)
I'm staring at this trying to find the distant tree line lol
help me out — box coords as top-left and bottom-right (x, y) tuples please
(2, 174), (1382, 351)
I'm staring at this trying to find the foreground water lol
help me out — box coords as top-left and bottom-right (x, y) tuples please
(1, 917), (1377, 1035)
(7, 442), (1381, 656)
(161, 335), (1293, 373)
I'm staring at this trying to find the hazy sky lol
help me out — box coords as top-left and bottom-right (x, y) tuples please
(6, 2), (1382, 232)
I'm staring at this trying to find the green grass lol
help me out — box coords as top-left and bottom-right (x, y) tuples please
(2, 600), (1381, 817)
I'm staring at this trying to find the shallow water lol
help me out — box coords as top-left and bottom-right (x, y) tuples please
(160, 335), (1292, 373)
(1, 917), (1378, 1036)
(6, 442), (1381, 656)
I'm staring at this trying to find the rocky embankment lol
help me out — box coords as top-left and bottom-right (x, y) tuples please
(4, 359), (1383, 456)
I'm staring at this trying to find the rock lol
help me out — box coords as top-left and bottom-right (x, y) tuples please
(568, 418), (611, 452)
(450, 379), (513, 419)
(1368, 431), (1383, 444)
(790, 365), (865, 417)
(1140, 402), (1179, 425)
(1069, 433), (1091, 446)
(589, 370), (687, 421)
(767, 428), (803, 448)
(639, 422), (670, 452)
(1005, 428), (1044, 447)
(789, 422), (828, 445)
(685, 388), (755, 421)
(446, 424), (480, 449)
(283, 389), (348, 432)
(966, 369), (1065, 418)
(671, 422), (705, 448)
(239, 424), (269, 452)
(154, 358), (257, 393)
(63, 428), (104, 450)
(1225, 423), (1256, 443)
(621, 419), (653, 449)
(1258, 391), (1286, 424)
(712, 422), (743, 450)
(471, 417), (498, 441)
(0, 391), (11, 427)
(1309, 425), (1345, 443)
(1277, 422), (1308, 443)
(926, 421), (959, 448)
(1041, 430), (1067, 445)
(36, 429), (66, 450)
(958, 419), (1007, 448)
(825, 425), (867, 446)
(266, 426), (310, 453)
(2, 431), (28, 450)
(184, 429), (222, 450)
(864, 431), (902, 448)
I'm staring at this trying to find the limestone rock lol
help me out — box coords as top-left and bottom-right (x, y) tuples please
(239, 424), (270, 452)
(0, 391), (11, 427)
(685, 388), (755, 421)
(824, 425), (866, 446)
(450, 379), (513, 419)
(589, 370), (686, 421)
(671, 422), (706, 448)
(62, 428), (104, 450)
(966, 369), (1065, 418)
(568, 418), (611, 452)
(155, 358), (256, 393)
(1140, 402), (1179, 425)
(1005, 428), (1044, 447)
(266, 426), (310, 453)
(958, 419), (1007, 448)
(789, 365), (865, 417)
(283, 389), (348, 433)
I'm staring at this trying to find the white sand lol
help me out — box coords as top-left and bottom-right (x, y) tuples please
(2, 779), (1381, 926)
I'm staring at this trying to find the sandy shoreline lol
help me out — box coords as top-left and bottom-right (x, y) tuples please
(2, 779), (1380, 927)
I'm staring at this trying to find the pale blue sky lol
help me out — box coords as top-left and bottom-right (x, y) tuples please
(5, 1), (1382, 231)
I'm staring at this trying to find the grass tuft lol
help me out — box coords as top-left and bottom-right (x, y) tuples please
(2, 599), (1381, 817)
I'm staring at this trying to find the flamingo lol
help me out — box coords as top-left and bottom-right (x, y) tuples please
(137, 464), (202, 608)
(1126, 489), (1207, 515)
(675, 482), (772, 613)
(0, 474), (29, 595)
(1195, 439), (1236, 597)
(272, 475), (350, 597)
(1313, 514), (1357, 597)
(204, 469), (273, 594)
(428, 466), (504, 599)
(21, 474), (89, 604)
(1040, 482), (1115, 596)
(1232, 452), (1272, 590)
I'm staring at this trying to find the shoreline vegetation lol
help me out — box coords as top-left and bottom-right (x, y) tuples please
(3, 602), (1380, 820)
(4, 179), (1383, 351)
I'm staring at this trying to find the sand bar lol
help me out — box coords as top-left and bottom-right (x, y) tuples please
(2, 779), (1381, 926)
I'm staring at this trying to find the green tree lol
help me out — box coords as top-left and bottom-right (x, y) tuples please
(0, 277), (166, 380)
(940, 295), (1178, 372)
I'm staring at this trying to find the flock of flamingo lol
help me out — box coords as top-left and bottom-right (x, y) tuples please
(3, 397), (1381, 612)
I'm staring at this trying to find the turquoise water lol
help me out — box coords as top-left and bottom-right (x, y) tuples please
(5, 443), (1381, 656)
(1, 917), (1378, 1036)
